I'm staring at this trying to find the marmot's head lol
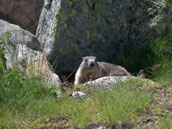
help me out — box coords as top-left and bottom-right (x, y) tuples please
(80, 56), (98, 70)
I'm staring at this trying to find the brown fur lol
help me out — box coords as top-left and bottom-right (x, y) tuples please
(74, 56), (130, 85)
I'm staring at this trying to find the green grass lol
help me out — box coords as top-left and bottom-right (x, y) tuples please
(152, 61), (172, 85)
(151, 24), (172, 84)
(0, 71), (155, 128)
(91, 83), (153, 124)
(0, 68), (55, 128)
(158, 114), (172, 129)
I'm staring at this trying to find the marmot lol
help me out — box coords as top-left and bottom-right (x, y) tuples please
(74, 56), (130, 85)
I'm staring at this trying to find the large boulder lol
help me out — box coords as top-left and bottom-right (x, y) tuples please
(0, 19), (40, 50)
(0, 20), (62, 88)
(36, 0), (172, 74)
(0, 0), (43, 34)
(4, 44), (62, 88)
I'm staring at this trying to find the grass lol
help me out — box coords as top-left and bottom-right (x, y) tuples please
(151, 23), (172, 84)
(158, 114), (172, 129)
(0, 76), (155, 128)
(0, 68), (55, 128)
(91, 82), (153, 124)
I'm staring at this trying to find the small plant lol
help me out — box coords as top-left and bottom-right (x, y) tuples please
(0, 32), (16, 73)
(0, 46), (6, 74)
(151, 24), (172, 83)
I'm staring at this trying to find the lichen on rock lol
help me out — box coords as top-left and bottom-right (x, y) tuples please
(36, 0), (172, 74)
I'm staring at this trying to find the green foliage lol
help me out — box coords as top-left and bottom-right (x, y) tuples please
(152, 60), (172, 84)
(151, 24), (172, 83)
(166, 0), (172, 9)
(117, 43), (155, 74)
(153, 25), (172, 62)
(0, 32), (16, 49)
(148, 0), (172, 83)
(116, 0), (172, 74)
(0, 69), (54, 128)
(0, 48), (6, 73)
(0, 32), (16, 74)
(119, 22), (172, 76)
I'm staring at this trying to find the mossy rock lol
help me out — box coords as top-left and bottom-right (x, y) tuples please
(36, 0), (171, 74)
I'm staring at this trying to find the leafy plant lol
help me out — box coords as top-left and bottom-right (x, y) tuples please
(150, 24), (172, 83)
(0, 32), (16, 74)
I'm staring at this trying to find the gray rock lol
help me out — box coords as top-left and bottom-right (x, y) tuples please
(0, 0), (43, 33)
(83, 76), (155, 89)
(3, 44), (62, 88)
(0, 19), (62, 88)
(36, 0), (61, 56)
(72, 91), (87, 99)
(0, 19), (40, 50)
(54, 90), (63, 98)
(96, 126), (105, 129)
(36, 0), (171, 74)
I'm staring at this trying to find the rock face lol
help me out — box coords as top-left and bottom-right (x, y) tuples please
(0, 20), (62, 88)
(36, 0), (171, 74)
(4, 44), (62, 88)
(0, 19), (40, 50)
(0, 0), (43, 34)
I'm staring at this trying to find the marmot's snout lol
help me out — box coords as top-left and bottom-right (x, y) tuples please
(89, 61), (95, 67)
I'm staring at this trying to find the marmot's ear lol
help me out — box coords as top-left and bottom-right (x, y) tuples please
(82, 57), (85, 61)
(94, 56), (96, 60)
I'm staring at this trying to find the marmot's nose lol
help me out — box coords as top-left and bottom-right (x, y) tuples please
(90, 62), (95, 67)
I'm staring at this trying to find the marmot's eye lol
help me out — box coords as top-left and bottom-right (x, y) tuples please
(85, 59), (88, 62)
